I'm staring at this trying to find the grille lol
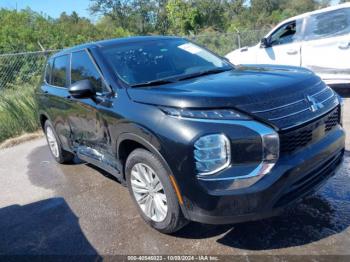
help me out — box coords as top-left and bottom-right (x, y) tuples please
(280, 107), (340, 154)
(325, 108), (340, 132)
(247, 86), (339, 130)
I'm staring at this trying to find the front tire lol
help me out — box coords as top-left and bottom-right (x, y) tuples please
(44, 121), (74, 164)
(125, 148), (188, 233)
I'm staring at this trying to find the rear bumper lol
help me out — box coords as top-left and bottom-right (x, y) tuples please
(182, 127), (345, 224)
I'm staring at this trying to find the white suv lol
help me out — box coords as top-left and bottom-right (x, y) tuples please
(226, 3), (350, 86)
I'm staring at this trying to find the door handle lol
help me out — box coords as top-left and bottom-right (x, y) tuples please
(286, 49), (298, 55)
(338, 42), (350, 49)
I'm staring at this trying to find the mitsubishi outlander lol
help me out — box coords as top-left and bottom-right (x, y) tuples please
(37, 36), (345, 233)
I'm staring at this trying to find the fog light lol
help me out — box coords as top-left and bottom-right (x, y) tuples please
(262, 133), (280, 161)
(260, 131), (279, 175)
(194, 134), (231, 175)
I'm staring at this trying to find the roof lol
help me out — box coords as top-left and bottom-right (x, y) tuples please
(274, 3), (350, 28)
(51, 35), (182, 58)
(289, 3), (350, 20)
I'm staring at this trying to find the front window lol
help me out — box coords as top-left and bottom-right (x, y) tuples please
(269, 20), (303, 46)
(101, 38), (231, 86)
(71, 50), (106, 93)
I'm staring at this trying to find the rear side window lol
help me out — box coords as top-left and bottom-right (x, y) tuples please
(45, 59), (52, 83)
(71, 50), (105, 93)
(305, 8), (350, 40)
(51, 55), (69, 87)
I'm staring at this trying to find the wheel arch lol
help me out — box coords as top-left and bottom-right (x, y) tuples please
(117, 133), (172, 177)
(117, 132), (187, 213)
(39, 112), (50, 131)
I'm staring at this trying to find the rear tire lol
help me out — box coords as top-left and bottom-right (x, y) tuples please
(44, 121), (74, 164)
(125, 148), (188, 234)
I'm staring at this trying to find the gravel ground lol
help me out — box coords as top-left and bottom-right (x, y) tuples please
(0, 98), (349, 258)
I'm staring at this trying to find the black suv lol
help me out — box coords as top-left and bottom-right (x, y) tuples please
(37, 36), (345, 233)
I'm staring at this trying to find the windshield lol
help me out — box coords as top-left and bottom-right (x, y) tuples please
(101, 38), (231, 86)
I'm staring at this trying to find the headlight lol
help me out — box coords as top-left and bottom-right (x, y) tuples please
(194, 134), (231, 175)
(160, 107), (250, 120)
(193, 122), (279, 189)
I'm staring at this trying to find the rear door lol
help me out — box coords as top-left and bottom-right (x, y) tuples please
(256, 19), (303, 66)
(302, 7), (350, 84)
(42, 55), (74, 150)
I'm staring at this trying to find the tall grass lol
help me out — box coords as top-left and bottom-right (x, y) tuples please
(0, 82), (40, 143)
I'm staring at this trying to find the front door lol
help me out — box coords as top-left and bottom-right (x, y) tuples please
(256, 19), (303, 66)
(68, 49), (111, 156)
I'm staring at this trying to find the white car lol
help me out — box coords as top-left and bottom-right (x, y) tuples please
(226, 3), (350, 86)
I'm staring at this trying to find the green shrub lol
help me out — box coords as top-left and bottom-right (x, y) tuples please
(0, 82), (40, 143)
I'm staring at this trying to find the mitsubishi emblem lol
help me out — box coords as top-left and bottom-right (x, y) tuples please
(306, 95), (324, 112)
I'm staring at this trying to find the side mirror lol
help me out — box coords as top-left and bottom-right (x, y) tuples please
(69, 79), (95, 98)
(260, 37), (270, 48)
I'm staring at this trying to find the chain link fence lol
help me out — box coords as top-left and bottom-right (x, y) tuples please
(0, 50), (57, 142)
(0, 30), (268, 143)
(0, 50), (57, 90)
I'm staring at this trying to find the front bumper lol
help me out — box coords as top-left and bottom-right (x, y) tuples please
(181, 127), (345, 224)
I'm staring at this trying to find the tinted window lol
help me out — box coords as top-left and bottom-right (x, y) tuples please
(51, 55), (68, 87)
(71, 50), (105, 93)
(270, 20), (302, 46)
(45, 59), (52, 83)
(305, 8), (350, 40)
(101, 39), (231, 86)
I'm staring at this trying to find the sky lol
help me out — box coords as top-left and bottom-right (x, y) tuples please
(0, 0), (343, 20)
(0, 0), (93, 19)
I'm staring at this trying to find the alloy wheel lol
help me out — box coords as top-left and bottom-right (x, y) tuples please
(130, 163), (168, 222)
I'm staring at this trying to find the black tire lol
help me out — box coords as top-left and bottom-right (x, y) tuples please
(44, 121), (74, 164)
(125, 148), (188, 234)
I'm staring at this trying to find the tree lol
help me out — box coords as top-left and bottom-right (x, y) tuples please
(0, 0), (335, 53)
(166, 0), (202, 34)
(89, 0), (158, 34)
(89, 0), (132, 29)
(95, 16), (131, 38)
(155, 0), (170, 34)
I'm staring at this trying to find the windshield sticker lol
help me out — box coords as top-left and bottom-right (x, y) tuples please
(178, 43), (202, 54)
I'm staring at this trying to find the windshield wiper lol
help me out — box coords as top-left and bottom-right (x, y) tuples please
(129, 67), (232, 87)
(176, 67), (232, 81)
(130, 79), (176, 88)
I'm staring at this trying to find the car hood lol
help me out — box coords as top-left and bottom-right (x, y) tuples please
(127, 65), (338, 130)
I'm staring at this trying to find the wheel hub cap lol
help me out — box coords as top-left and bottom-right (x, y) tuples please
(130, 163), (168, 222)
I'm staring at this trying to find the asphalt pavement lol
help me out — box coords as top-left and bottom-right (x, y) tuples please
(0, 98), (349, 257)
